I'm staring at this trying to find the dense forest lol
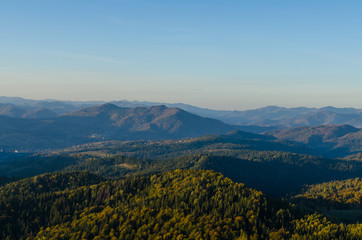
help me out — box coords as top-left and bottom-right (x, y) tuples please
(0, 170), (361, 239)
(1, 150), (361, 197)
(290, 178), (362, 224)
(1, 133), (362, 197)
(293, 178), (362, 209)
(0, 132), (361, 239)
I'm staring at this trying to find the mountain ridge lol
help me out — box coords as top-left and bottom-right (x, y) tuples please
(269, 124), (362, 157)
(1, 96), (361, 128)
(0, 104), (237, 151)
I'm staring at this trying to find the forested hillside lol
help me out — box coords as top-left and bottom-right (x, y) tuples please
(293, 178), (362, 209)
(291, 178), (362, 223)
(1, 131), (362, 196)
(0, 124), (361, 238)
(0, 170), (361, 239)
(268, 124), (362, 158)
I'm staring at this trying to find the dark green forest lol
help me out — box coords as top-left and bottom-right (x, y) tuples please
(1, 133), (362, 196)
(1, 170), (361, 240)
(0, 133), (362, 239)
(293, 178), (362, 209)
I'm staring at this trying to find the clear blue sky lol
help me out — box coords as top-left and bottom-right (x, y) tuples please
(1, 0), (361, 110)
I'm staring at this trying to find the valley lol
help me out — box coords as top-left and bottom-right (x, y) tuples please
(0, 99), (361, 239)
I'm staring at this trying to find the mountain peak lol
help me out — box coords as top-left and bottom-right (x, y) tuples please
(98, 103), (121, 111)
(148, 105), (168, 110)
(65, 103), (121, 117)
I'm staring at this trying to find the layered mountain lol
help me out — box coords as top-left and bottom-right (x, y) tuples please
(0, 97), (102, 115)
(193, 106), (362, 129)
(111, 101), (362, 129)
(291, 109), (362, 128)
(268, 125), (362, 157)
(0, 103), (27, 118)
(0, 104), (236, 151)
(1, 96), (361, 129)
(0, 103), (57, 119)
(63, 103), (235, 137)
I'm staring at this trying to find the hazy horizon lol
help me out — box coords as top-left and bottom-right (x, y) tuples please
(1, 95), (361, 112)
(1, 1), (362, 110)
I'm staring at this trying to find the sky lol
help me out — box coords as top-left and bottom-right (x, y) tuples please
(1, 0), (362, 110)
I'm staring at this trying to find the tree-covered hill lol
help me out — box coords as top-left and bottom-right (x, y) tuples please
(291, 178), (362, 223)
(0, 170), (361, 239)
(0, 130), (361, 201)
(0, 171), (104, 196)
(0, 171), (104, 239)
(0, 130), (318, 183)
(292, 178), (362, 210)
(58, 130), (316, 160)
(191, 155), (362, 197)
(2, 133), (362, 197)
(268, 124), (362, 158)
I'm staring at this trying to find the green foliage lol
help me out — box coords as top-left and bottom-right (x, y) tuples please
(2, 134), (362, 198)
(0, 171), (103, 197)
(0, 170), (300, 239)
(192, 154), (362, 197)
(63, 155), (150, 178)
(290, 213), (362, 240)
(76, 134), (314, 161)
(0, 171), (103, 239)
(1, 169), (361, 239)
(2, 150), (362, 199)
(293, 178), (362, 210)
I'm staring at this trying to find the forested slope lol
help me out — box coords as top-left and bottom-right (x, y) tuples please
(292, 178), (362, 209)
(0, 170), (361, 239)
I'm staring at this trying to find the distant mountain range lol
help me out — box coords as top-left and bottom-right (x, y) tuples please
(0, 103), (236, 151)
(0, 103), (57, 119)
(0, 96), (361, 128)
